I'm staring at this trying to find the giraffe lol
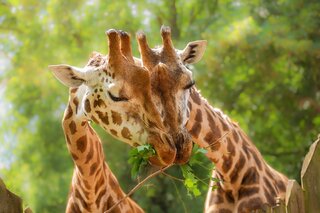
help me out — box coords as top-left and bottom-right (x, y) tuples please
(136, 26), (288, 213)
(49, 29), (193, 167)
(49, 29), (193, 212)
(62, 86), (143, 213)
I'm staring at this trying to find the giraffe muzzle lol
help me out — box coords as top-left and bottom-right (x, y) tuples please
(147, 132), (177, 166)
(172, 129), (193, 165)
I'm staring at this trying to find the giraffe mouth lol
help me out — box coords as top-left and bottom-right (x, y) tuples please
(147, 132), (176, 166)
(173, 130), (193, 165)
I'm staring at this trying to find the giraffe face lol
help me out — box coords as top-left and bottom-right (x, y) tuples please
(136, 26), (207, 164)
(49, 30), (178, 166)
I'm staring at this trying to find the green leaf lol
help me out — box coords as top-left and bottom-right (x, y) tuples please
(180, 165), (201, 197)
(196, 148), (208, 154)
(128, 144), (156, 178)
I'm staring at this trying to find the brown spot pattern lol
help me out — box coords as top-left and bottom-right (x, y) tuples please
(237, 197), (263, 212)
(241, 167), (260, 185)
(263, 177), (277, 196)
(232, 130), (239, 143)
(65, 104), (73, 120)
(83, 180), (91, 190)
(265, 167), (274, 179)
(121, 127), (132, 140)
(95, 173), (105, 194)
(69, 121), (77, 135)
(85, 99), (91, 113)
(276, 179), (286, 192)
(89, 162), (98, 176)
(75, 188), (90, 211)
(205, 109), (222, 140)
(242, 142), (251, 160)
(70, 202), (81, 213)
(194, 109), (202, 122)
(251, 151), (262, 171)
(110, 129), (117, 136)
(70, 88), (78, 93)
(189, 122), (201, 138)
(77, 166), (84, 175)
(71, 152), (78, 161)
(238, 186), (259, 200)
(264, 186), (275, 205)
(230, 152), (245, 183)
(225, 190), (235, 203)
(95, 188), (107, 208)
(111, 111), (122, 125)
(91, 116), (99, 124)
(222, 154), (233, 173)
(96, 111), (109, 125)
(227, 138), (235, 155)
(211, 194), (224, 204)
(94, 98), (107, 108)
(105, 196), (115, 211)
(204, 132), (221, 151)
(85, 142), (94, 164)
(76, 135), (87, 153)
(219, 117), (229, 131)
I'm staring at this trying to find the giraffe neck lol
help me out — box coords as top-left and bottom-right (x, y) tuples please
(63, 88), (143, 212)
(186, 88), (287, 200)
(63, 88), (106, 181)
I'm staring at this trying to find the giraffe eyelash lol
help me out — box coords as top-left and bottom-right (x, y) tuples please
(108, 92), (129, 102)
(183, 80), (196, 90)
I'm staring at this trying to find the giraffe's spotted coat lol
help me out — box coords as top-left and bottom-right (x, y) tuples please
(76, 135), (87, 153)
(111, 110), (122, 125)
(121, 127), (132, 140)
(186, 87), (288, 212)
(62, 92), (143, 212)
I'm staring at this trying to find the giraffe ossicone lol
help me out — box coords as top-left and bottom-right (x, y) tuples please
(139, 26), (288, 212)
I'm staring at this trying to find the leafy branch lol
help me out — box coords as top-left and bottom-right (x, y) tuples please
(128, 144), (219, 197)
(128, 144), (156, 178)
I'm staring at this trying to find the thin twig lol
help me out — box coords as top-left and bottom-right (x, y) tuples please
(105, 164), (173, 213)
(204, 131), (230, 150)
(163, 169), (211, 187)
(161, 171), (184, 182)
(193, 175), (210, 187)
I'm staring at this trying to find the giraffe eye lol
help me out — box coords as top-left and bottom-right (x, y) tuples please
(183, 80), (195, 90)
(108, 92), (128, 102)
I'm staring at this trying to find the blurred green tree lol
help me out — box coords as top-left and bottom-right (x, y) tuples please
(0, 0), (319, 212)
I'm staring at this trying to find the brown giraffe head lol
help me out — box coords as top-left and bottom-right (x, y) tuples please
(49, 30), (183, 166)
(136, 26), (207, 164)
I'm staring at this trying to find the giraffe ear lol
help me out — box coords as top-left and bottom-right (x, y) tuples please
(179, 40), (207, 64)
(48, 64), (87, 87)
